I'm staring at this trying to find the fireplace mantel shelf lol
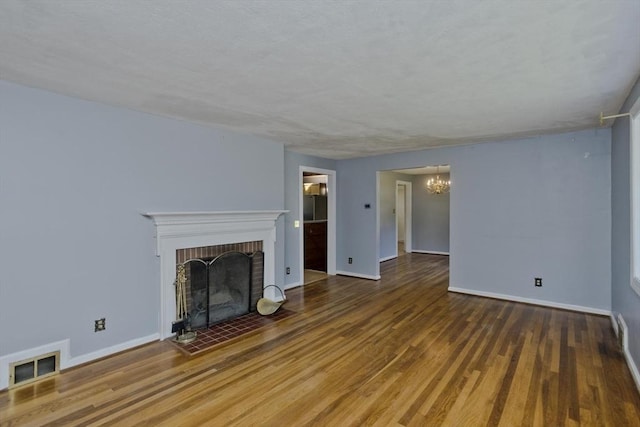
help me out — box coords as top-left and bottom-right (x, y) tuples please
(143, 210), (288, 226)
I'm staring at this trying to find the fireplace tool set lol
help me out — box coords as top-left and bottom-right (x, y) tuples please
(173, 264), (197, 344)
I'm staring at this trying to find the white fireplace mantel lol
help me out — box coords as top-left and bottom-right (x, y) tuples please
(143, 210), (287, 339)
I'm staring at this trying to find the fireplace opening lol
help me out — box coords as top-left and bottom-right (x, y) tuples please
(179, 247), (264, 330)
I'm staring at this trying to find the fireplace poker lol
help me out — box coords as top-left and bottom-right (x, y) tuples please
(173, 263), (196, 343)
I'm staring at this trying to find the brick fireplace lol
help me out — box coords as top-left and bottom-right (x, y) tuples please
(143, 211), (287, 339)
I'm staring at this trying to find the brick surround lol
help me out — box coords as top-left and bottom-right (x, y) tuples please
(176, 241), (263, 264)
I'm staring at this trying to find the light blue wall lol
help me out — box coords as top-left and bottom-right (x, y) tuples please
(336, 129), (611, 310)
(0, 81), (285, 358)
(611, 75), (640, 375)
(283, 151), (336, 286)
(336, 157), (381, 277)
(412, 173), (450, 253)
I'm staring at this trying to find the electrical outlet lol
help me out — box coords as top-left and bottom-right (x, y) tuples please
(348, 257), (353, 264)
(95, 318), (106, 332)
(534, 277), (542, 287)
(286, 267), (291, 275)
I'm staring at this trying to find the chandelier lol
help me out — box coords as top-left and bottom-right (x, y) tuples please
(426, 166), (450, 194)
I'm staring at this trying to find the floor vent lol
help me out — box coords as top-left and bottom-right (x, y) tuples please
(9, 351), (60, 388)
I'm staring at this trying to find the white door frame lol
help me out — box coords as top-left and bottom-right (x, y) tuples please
(396, 180), (412, 255)
(299, 166), (337, 281)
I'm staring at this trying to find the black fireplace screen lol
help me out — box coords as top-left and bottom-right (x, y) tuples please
(183, 251), (258, 329)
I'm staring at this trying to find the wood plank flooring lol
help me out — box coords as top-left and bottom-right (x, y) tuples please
(1, 254), (639, 426)
(303, 269), (328, 286)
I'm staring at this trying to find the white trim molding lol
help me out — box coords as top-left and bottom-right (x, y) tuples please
(612, 313), (640, 392)
(336, 270), (381, 281)
(283, 281), (302, 291)
(448, 286), (611, 316)
(379, 255), (397, 262)
(629, 100), (640, 297)
(413, 250), (450, 256)
(143, 210), (287, 339)
(610, 313), (619, 336)
(66, 334), (159, 368)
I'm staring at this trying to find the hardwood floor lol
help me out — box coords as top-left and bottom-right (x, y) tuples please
(303, 268), (328, 286)
(2, 254), (639, 426)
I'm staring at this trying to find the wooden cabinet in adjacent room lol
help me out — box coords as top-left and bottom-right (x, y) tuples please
(304, 221), (327, 272)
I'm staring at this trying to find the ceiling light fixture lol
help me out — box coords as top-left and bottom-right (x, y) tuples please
(426, 166), (450, 195)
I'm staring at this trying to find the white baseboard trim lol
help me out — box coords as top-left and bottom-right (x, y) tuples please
(283, 281), (302, 291)
(379, 255), (397, 262)
(66, 333), (159, 368)
(615, 314), (640, 393)
(336, 270), (381, 281)
(412, 250), (450, 256)
(610, 313), (619, 336)
(447, 286), (611, 316)
(0, 333), (159, 391)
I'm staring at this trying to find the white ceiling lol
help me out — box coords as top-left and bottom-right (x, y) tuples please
(1, 1), (639, 159)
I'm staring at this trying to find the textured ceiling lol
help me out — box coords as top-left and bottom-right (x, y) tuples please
(1, 1), (639, 159)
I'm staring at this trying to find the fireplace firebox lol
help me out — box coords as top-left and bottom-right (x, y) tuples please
(182, 250), (264, 329)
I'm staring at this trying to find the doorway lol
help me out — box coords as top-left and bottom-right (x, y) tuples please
(299, 166), (336, 286)
(396, 180), (412, 257)
(376, 166), (450, 278)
